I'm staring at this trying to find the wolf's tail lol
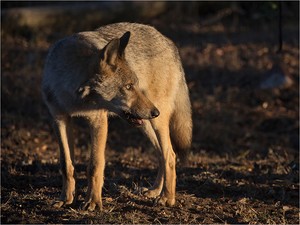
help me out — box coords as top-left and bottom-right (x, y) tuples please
(170, 77), (192, 163)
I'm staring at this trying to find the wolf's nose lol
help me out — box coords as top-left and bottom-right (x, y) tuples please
(151, 108), (160, 118)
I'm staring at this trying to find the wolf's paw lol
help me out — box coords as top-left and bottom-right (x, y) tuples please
(53, 190), (76, 208)
(53, 179), (76, 208)
(53, 200), (65, 208)
(141, 187), (161, 198)
(81, 200), (102, 212)
(154, 195), (175, 207)
(52, 199), (74, 208)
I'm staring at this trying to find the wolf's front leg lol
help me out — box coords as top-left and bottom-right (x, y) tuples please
(53, 116), (76, 208)
(82, 111), (108, 211)
(156, 147), (176, 207)
(151, 115), (176, 207)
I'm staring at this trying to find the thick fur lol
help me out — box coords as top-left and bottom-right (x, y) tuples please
(42, 22), (192, 211)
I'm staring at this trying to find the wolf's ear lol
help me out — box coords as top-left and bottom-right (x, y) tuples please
(118, 31), (130, 56)
(101, 31), (131, 65)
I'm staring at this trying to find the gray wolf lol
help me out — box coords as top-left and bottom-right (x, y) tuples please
(42, 22), (192, 211)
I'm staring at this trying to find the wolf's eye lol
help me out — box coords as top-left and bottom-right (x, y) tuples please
(125, 84), (133, 90)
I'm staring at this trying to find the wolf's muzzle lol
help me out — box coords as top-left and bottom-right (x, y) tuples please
(123, 107), (159, 126)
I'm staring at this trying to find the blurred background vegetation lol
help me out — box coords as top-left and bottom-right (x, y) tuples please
(1, 1), (299, 40)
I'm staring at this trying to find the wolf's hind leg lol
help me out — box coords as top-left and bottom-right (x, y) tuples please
(53, 115), (76, 208)
(140, 121), (164, 198)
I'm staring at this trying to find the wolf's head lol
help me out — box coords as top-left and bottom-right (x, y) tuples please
(78, 31), (159, 125)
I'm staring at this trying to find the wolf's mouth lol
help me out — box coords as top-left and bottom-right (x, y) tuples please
(123, 111), (144, 126)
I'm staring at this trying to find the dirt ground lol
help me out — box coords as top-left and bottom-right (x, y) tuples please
(1, 2), (299, 224)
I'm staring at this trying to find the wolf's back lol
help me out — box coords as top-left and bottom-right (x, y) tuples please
(97, 23), (171, 59)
